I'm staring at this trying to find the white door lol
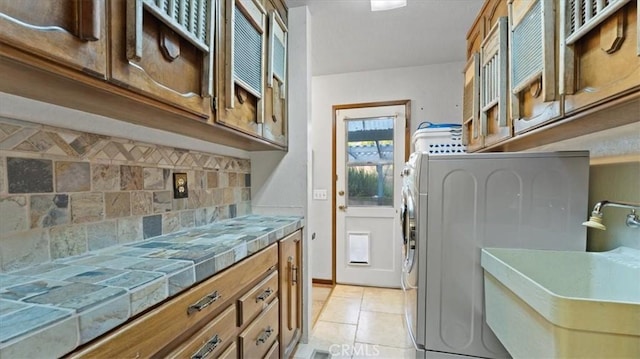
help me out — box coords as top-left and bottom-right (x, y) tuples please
(335, 104), (406, 288)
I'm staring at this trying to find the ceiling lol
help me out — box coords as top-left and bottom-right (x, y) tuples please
(285, 0), (484, 76)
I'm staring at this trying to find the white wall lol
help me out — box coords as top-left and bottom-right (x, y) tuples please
(250, 5), (312, 343)
(310, 62), (464, 280)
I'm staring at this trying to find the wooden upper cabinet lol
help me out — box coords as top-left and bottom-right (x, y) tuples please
(462, 53), (483, 151)
(215, 0), (288, 149)
(463, 0), (509, 152)
(0, 0), (107, 78)
(560, 0), (640, 114)
(480, 16), (512, 147)
(108, 0), (213, 118)
(216, 0), (267, 138)
(263, 0), (288, 147)
(508, 0), (562, 134)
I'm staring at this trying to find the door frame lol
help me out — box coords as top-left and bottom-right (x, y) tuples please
(331, 100), (411, 284)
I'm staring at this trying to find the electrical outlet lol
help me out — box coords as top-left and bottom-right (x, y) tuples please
(313, 189), (328, 200)
(173, 173), (188, 198)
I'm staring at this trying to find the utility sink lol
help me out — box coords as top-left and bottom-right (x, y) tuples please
(481, 247), (640, 358)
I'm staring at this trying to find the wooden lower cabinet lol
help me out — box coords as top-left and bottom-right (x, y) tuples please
(279, 230), (303, 359)
(68, 244), (279, 358)
(68, 234), (306, 359)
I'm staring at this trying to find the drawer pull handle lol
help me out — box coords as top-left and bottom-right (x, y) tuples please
(256, 326), (274, 345)
(187, 291), (221, 315)
(256, 288), (273, 302)
(191, 335), (221, 359)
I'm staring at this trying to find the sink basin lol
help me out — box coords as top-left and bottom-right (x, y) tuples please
(481, 246), (640, 358)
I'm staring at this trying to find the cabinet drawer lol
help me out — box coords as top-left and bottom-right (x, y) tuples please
(237, 270), (279, 326)
(218, 342), (238, 359)
(264, 341), (279, 359)
(69, 244), (278, 358)
(239, 299), (279, 359)
(166, 305), (237, 359)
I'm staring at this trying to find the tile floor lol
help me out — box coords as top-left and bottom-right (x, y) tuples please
(296, 284), (414, 358)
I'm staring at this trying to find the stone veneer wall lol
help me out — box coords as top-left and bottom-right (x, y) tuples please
(0, 117), (251, 272)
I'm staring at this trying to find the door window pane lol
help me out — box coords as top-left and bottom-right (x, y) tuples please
(346, 117), (394, 207)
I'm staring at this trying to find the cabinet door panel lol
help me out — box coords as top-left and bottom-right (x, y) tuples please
(108, 0), (210, 117)
(562, 1), (640, 113)
(462, 53), (483, 152)
(279, 230), (302, 359)
(263, 77), (287, 146)
(0, 0), (106, 77)
(263, 5), (288, 147)
(509, 0), (563, 134)
(216, 0), (266, 138)
(480, 17), (512, 147)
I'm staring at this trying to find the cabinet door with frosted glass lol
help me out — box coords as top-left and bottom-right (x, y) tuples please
(263, 0), (288, 148)
(479, 17), (512, 147)
(216, 0), (267, 140)
(462, 0), (509, 151)
(0, 0), (107, 77)
(108, 0), (213, 118)
(508, 0), (563, 135)
(561, 0), (640, 114)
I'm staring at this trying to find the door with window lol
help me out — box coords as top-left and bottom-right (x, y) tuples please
(335, 102), (408, 288)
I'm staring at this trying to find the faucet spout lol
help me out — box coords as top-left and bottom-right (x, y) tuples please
(592, 200), (640, 213)
(583, 200), (640, 230)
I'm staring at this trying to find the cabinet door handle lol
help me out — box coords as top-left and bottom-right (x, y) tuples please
(256, 326), (274, 345)
(191, 335), (221, 359)
(126, 0), (143, 60)
(255, 288), (273, 302)
(76, 0), (100, 41)
(187, 291), (221, 315)
(291, 264), (298, 285)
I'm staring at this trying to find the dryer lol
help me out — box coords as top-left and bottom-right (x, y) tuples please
(400, 151), (590, 358)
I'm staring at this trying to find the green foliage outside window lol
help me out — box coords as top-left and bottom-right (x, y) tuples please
(347, 166), (393, 206)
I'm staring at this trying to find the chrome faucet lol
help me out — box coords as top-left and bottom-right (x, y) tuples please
(582, 200), (640, 230)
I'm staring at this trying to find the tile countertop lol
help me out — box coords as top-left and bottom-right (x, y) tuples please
(0, 215), (304, 358)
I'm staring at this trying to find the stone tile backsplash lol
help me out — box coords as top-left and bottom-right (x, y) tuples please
(0, 117), (251, 272)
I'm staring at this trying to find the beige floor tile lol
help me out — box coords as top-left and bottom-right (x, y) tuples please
(361, 287), (404, 314)
(312, 286), (333, 302)
(312, 300), (325, 327)
(309, 320), (357, 352)
(351, 343), (415, 359)
(318, 296), (362, 324)
(355, 311), (412, 349)
(331, 284), (364, 299)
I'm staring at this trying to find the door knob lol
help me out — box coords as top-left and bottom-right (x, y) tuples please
(338, 190), (345, 196)
(338, 205), (347, 211)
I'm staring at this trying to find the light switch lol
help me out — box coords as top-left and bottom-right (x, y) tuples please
(313, 189), (328, 200)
